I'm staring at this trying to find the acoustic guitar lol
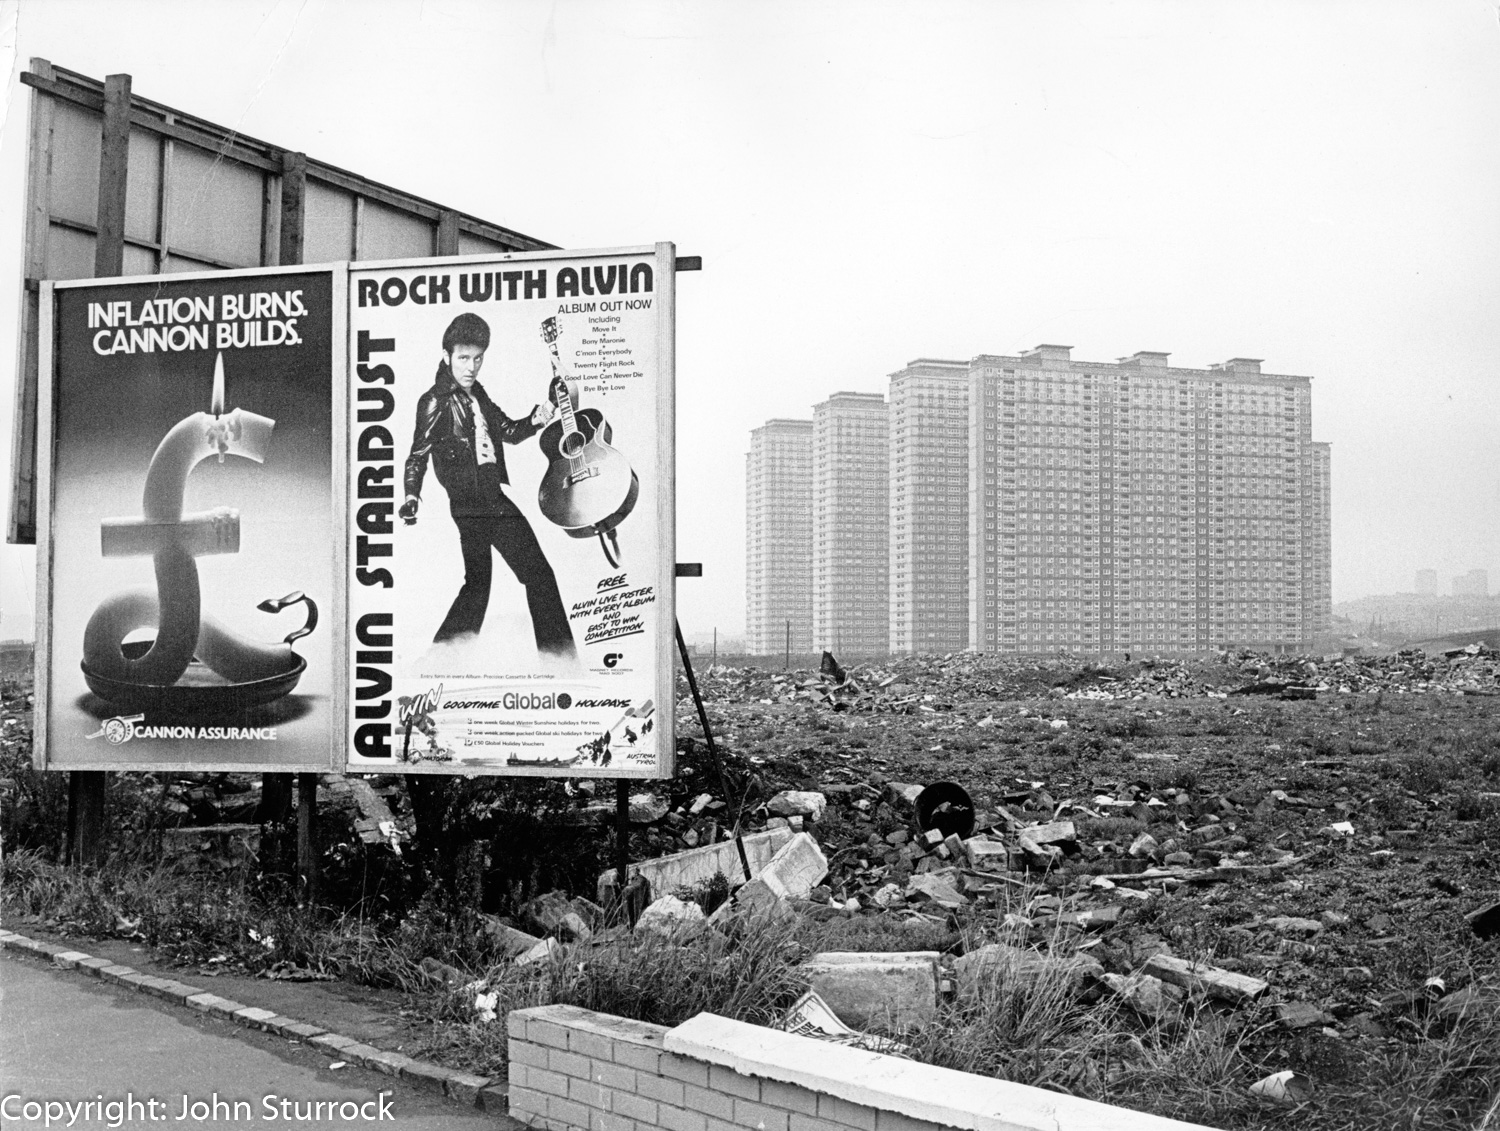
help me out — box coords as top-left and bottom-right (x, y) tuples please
(536, 317), (638, 566)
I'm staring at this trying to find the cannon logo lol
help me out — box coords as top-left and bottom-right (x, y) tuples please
(85, 714), (145, 745)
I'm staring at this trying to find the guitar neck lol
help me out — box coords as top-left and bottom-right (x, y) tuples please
(547, 346), (581, 437)
(542, 321), (583, 444)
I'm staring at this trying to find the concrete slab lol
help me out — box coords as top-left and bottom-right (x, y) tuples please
(599, 827), (793, 900)
(801, 952), (940, 1030)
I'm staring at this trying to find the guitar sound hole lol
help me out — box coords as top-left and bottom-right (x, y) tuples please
(560, 433), (585, 459)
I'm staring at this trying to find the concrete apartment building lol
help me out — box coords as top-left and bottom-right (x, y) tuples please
(812, 392), (889, 655)
(968, 346), (1332, 654)
(1454, 569), (1490, 597)
(1306, 441), (1332, 644)
(744, 419), (815, 656)
(889, 360), (970, 654)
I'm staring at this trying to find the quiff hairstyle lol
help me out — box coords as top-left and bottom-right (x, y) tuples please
(442, 312), (491, 354)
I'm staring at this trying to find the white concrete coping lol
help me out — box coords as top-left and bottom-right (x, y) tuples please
(663, 1013), (1221, 1131)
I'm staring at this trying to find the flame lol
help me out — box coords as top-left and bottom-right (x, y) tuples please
(210, 351), (225, 416)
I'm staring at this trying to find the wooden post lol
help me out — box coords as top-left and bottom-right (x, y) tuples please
(65, 72), (132, 866)
(272, 153), (319, 890)
(93, 73), (130, 277)
(784, 620), (790, 670)
(258, 772), (294, 873)
(297, 773), (318, 901)
(279, 152), (307, 267)
(436, 209), (460, 256)
(614, 779), (630, 908)
(405, 773), (451, 883)
(65, 771), (106, 866)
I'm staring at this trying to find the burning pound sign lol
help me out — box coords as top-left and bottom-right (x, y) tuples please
(82, 353), (312, 688)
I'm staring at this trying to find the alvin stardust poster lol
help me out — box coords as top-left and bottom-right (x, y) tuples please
(346, 245), (675, 778)
(37, 267), (342, 771)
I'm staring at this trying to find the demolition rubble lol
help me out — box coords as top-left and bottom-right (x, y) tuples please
(450, 645), (1500, 1109)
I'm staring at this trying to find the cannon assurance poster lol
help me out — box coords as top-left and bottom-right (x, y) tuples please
(345, 244), (675, 778)
(37, 267), (343, 771)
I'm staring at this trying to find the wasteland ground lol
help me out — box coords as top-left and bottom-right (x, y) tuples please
(4, 649), (1500, 1130)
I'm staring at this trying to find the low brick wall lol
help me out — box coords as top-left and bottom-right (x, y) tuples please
(506, 1005), (1218, 1131)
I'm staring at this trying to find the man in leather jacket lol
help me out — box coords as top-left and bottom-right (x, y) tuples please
(399, 313), (576, 657)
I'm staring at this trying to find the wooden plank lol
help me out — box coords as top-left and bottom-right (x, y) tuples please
(1143, 954), (1269, 1004)
(157, 134), (174, 271)
(279, 151), (307, 267)
(455, 214), (555, 253)
(21, 72), (282, 174)
(351, 195), (364, 260)
(21, 68), (554, 250)
(260, 167), (280, 266)
(9, 63), (55, 545)
(31, 282), (55, 764)
(93, 74), (131, 278)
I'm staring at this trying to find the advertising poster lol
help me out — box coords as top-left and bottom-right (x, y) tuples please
(346, 245), (675, 778)
(38, 268), (341, 771)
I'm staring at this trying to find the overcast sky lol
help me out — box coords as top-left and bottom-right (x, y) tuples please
(1, 0), (1497, 642)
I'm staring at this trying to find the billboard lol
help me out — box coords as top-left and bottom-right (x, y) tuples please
(36, 266), (345, 771)
(345, 245), (676, 778)
(33, 249), (677, 779)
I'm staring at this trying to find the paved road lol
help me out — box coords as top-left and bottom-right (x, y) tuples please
(0, 954), (507, 1130)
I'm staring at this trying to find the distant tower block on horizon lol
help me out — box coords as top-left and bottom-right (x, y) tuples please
(969, 347), (1331, 654)
(1453, 569), (1489, 598)
(745, 419), (815, 657)
(889, 359), (970, 655)
(813, 392), (889, 656)
(1415, 568), (1438, 596)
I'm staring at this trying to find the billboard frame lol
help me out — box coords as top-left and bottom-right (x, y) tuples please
(35, 260), (350, 773)
(343, 242), (677, 780)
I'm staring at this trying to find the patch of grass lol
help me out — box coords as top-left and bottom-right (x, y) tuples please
(432, 916), (807, 1076)
(0, 848), (509, 987)
(794, 914), (960, 955)
(1103, 715), (1158, 739)
(904, 940), (1096, 1085)
(1456, 791), (1500, 823)
(1402, 752), (1465, 797)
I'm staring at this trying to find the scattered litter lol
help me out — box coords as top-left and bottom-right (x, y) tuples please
(780, 989), (911, 1055)
(1249, 1070), (1314, 1103)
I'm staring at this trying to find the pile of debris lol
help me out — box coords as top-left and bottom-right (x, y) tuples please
(694, 644), (1500, 711)
(459, 784), (1400, 1075)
